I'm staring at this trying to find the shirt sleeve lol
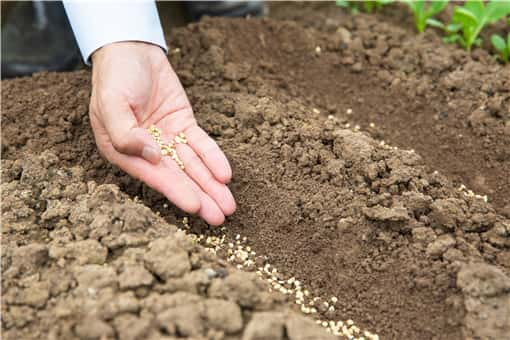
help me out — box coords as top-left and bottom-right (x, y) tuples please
(63, 1), (167, 65)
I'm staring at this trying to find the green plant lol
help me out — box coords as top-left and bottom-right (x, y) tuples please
(336, 0), (393, 14)
(491, 33), (510, 63)
(443, 0), (510, 51)
(363, 0), (394, 13)
(402, 0), (449, 33)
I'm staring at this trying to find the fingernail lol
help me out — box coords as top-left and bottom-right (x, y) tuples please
(142, 146), (161, 164)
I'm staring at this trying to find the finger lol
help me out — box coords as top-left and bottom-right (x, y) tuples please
(161, 157), (226, 226)
(184, 126), (232, 183)
(104, 145), (201, 214)
(97, 100), (161, 164)
(176, 143), (236, 216)
(124, 128), (162, 164)
(197, 191), (226, 226)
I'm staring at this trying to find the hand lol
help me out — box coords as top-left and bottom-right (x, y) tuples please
(89, 41), (235, 225)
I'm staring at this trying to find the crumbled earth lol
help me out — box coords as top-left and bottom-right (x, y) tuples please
(2, 5), (510, 340)
(2, 151), (336, 340)
(268, 2), (510, 213)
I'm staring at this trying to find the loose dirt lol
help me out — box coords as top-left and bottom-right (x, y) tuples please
(2, 4), (510, 340)
(268, 2), (510, 213)
(2, 151), (336, 340)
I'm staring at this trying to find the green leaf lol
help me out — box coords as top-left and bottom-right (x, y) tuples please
(491, 34), (506, 52)
(445, 23), (462, 33)
(426, 18), (445, 29)
(453, 7), (479, 27)
(443, 35), (462, 44)
(485, 1), (510, 24)
(414, 0), (425, 14)
(464, 0), (485, 20)
(429, 0), (449, 16)
(336, 0), (350, 8)
(364, 1), (375, 13)
(491, 33), (509, 63)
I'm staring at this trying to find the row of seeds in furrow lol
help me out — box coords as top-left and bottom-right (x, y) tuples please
(181, 218), (380, 340)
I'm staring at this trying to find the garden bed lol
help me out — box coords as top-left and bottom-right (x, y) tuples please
(2, 3), (510, 340)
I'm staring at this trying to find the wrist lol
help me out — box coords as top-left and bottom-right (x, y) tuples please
(91, 41), (164, 65)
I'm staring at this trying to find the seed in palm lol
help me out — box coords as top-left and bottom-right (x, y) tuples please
(148, 125), (186, 170)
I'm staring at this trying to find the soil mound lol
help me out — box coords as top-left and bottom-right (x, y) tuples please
(2, 151), (335, 340)
(2, 13), (510, 340)
(268, 2), (510, 212)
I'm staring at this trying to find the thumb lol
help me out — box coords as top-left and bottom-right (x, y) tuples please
(111, 127), (162, 165)
(101, 104), (161, 164)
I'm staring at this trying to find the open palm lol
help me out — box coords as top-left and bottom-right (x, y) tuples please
(89, 42), (235, 225)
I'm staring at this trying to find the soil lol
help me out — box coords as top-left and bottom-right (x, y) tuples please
(2, 2), (510, 340)
(1, 151), (334, 340)
(268, 2), (510, 213)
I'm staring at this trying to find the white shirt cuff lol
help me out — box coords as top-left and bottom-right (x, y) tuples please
(63, 1), (167, 65)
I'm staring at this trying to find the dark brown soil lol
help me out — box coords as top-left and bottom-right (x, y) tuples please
(2, 3), (510, 340)
(2, 151), (334, 340)
(268, 2), (510, 213)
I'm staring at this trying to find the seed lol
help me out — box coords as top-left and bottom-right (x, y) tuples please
(174, 133), (187, 144)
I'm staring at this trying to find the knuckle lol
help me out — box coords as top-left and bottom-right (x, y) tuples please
(111, 135), (131, 153)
